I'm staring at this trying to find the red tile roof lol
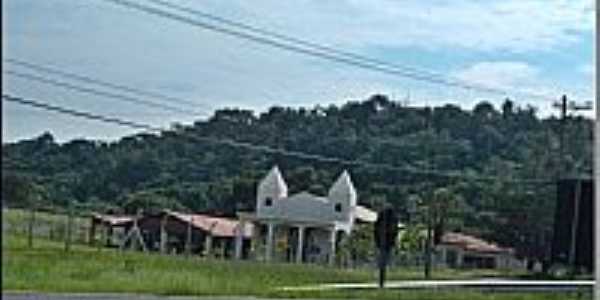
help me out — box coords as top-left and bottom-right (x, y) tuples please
(440, 232), (511, 254)
(166, 210), (254, 238)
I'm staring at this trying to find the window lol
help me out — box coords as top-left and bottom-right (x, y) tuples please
(334, 203), (342, 212)
(265, 197), (273, 207)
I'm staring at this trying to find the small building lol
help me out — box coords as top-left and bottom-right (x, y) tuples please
(89, 213), (134, 247)
(435, 232), (523, 269)
(134, 210), (253, 258)
(90, 210), (253, 258)
(236, 166), (377, 265)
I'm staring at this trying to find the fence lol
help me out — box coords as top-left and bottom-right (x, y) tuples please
(0, 190), (572, 278)
(2, 202), (99, 251)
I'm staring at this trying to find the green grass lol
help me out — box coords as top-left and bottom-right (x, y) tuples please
(2, 208), (90, 244)
(2, 234), (591, 300)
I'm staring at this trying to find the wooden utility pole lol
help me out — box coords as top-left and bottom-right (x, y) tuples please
(551, 95), (592, 276)
(423, 106), (434, 279)
(552, 95), (593, 178)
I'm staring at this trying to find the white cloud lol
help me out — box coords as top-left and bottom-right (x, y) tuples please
(184, 0), (594, 52)
(453, 62), (541, 90)
(2, 0), (594, 141)
(452, 61), (594, 116)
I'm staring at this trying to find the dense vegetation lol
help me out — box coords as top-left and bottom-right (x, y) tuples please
(2, 94), (594, 268)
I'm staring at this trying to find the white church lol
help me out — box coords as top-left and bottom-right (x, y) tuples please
(235, 166), (376, 265)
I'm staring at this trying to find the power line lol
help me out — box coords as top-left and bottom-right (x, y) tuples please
(4, 70), (207, 117)
(146, 0), (456, 84)
(4, 58), (214, 112)
(3, 93), (554, 184)
(102, 0), (557, 102)
(3, 94), (157, 131)
(7, 57), (457, 169)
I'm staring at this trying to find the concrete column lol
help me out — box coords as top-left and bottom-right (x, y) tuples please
(296, 226), (305, 264)
(204, 234), (213, 258)
(266, 222), (275, 262)
(235, 219), (245, 260)
(328, 228), (336, 266)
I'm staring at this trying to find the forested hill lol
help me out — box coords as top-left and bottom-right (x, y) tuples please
(2, 94), (593, 250)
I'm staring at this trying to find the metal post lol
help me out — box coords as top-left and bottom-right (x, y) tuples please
(595, 115), (599, 300)
(594, 14), (599, 297)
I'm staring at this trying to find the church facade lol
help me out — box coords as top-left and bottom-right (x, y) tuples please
(235, 166), (375, 265)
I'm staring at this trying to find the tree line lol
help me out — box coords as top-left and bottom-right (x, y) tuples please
(2, 94), (593, 268)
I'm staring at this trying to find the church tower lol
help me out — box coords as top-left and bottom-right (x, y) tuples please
(256, 166), (288, 216)
(328, 170), (357, 223)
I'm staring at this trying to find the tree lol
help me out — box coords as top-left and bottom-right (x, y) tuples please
(502, 98), (514, 118)
(122, 190), (184, 214)
(2, 93), (593, 276)
(1, 174), (42, 208)
(411, 186), (464, 278)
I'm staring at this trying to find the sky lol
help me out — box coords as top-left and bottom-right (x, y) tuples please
(2, 0), (595, 143)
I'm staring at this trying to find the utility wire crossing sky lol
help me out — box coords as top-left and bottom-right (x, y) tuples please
(2, 0), (594, 142)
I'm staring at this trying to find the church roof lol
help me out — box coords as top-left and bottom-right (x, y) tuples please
(259, 165), (288, 198)
(328, 170), (356, 199)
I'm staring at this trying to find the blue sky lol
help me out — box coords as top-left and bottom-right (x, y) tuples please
(2, 0), (595, 142)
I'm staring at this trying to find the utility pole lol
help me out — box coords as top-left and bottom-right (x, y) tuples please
(551, 95), (592, 276)
(552, 95), (593, 179)
(423, 106), (434, 279)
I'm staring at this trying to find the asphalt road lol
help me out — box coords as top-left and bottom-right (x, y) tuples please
(2, 294), (276, 300)
(5, 280), (596, 300)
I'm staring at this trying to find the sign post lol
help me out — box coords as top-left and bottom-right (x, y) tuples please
(374, 208), (399, 288)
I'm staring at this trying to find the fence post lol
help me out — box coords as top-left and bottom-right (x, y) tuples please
(65, 201), (73, 252)
(27, 205), (35, 249)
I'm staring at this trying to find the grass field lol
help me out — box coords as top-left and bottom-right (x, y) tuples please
(2, 234), (591, 300)
(2, 208), (90, 245)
